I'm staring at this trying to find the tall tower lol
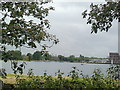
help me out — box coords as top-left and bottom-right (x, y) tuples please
(118, 21), (120, 64)
(118, 22), (120, 54)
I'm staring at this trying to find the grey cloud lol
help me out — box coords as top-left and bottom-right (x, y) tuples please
(46, 2), (118, 57)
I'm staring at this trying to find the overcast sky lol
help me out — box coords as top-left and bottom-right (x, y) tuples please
(6, 0), (118, 58)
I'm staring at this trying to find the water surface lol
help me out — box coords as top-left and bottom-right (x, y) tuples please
(0, 60), (111, 77)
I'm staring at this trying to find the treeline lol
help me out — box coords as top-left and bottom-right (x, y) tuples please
(1, 50), (104, 62)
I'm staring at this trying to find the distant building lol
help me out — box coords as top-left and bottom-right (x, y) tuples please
(89, 59), (108, 64)
(109, 53), (120, 64)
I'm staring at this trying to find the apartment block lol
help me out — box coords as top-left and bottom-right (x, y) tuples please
(109, 53), (120, 64)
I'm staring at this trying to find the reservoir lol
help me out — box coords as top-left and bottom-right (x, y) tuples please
(0, 60), (111, 77)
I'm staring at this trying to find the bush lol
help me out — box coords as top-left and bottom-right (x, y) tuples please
(14, 66), (119, 89)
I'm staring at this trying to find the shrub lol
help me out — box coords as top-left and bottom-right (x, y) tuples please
(14, 67), (119, 89)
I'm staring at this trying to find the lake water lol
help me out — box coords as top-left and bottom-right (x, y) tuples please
(0, 60), (111, 77)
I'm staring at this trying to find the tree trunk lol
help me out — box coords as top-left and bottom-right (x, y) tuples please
(0, 80), (3, 90)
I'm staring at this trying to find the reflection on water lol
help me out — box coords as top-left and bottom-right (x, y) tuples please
(1, 60), (110, 77)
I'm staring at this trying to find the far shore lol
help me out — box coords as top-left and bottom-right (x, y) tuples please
(0, 59), (114, 64)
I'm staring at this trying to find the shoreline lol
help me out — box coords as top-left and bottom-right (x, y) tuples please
(0, 60), (118, 65)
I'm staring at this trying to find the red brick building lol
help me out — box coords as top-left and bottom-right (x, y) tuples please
(109, 53), (120, 64)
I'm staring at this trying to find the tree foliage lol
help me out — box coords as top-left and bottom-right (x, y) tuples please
(0, 1), (59, 75)
(7, 50), (22, 60)
(82, 0), (120, 33)
(0, 1), (58, 50)
(2, 50), (22, 61)
(32, 51), (42, 60)
(43, 52), (52, 60)
(27, 53), (32, 61)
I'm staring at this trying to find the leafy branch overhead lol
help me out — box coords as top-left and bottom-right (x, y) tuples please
(0, 2), (59, 49)
(82, 1), (120, 33)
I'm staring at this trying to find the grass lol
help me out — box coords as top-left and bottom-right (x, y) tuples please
(0, 74), (28, 84)
(0, 74), (72, 84)
(0, 74), (16, 84)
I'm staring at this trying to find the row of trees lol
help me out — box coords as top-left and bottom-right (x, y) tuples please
(1, 50), (104, 62)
